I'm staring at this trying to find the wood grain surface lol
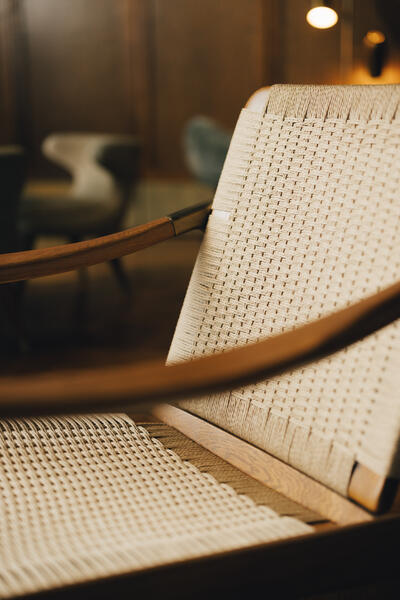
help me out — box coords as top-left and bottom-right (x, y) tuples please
(348, 463), (399, 514)
(153, 405), (371, 525)
(0, 202), (210, 284)
(142, 419), (322, 523)
(0, 217), (175, 283)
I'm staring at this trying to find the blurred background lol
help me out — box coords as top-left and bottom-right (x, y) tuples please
(0, 0), (399, 370)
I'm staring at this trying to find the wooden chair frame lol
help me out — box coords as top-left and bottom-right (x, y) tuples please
(1, 91), (400, 597)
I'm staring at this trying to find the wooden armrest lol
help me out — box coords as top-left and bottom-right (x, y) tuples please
(0, 202), (211, 283)
(0, 278), (398, 417)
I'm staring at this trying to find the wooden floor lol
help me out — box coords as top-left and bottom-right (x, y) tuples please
(1, 177), (211, 372)
(1, 231), (202, 375)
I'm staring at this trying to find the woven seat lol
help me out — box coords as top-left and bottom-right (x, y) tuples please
(0, 84), (399, 598)
(0, 416), (309, 598)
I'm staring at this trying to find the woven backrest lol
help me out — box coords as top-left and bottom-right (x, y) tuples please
(168, 84), (400, 495)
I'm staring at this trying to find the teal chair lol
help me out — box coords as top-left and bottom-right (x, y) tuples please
(183, 116), (231, 189)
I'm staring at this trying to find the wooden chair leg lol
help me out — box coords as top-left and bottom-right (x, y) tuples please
(0, 231), (35, 352)
(0, 282), (29, 353)
(21, 232), (36, 251)
(66, 235), (90, 330)
(67, 236), (131, 296)
(109, 257), (132, 296)
(68, 235), (89, 295)
(72, 263), (89, 324)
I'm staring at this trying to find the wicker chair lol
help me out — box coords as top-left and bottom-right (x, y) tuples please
(0, 84), (399, 599)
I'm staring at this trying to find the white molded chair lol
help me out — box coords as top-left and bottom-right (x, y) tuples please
(20, 133), (140, 292)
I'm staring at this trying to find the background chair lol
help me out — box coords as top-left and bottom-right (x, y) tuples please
(20, 133), (141, 293)
(0, 84), (399, 598)
(183, 116), (231, 189)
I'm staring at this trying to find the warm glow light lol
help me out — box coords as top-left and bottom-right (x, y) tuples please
(306, 6), (338, 29)
(363, 30), (386, 48)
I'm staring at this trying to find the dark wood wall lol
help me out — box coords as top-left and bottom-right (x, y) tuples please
(0, 0), (399, 177)
(152, 0), (269, 172)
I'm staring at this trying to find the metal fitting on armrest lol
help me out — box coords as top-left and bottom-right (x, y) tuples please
(168, 202), (211, 236)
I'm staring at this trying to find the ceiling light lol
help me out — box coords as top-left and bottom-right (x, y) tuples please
(306, 2), (338, 29)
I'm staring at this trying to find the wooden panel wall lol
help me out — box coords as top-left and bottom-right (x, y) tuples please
(282, 0), (341, 84)
(0, 0), (274, 176)
(0, 0), (398, 177)
(152, 0), (269, 172)
(23, 0), (133, 175)
(0, 0), (29, 145)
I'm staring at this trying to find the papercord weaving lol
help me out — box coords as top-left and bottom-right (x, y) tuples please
(0, 415), (310, 598)
(168, 84), (400, 493)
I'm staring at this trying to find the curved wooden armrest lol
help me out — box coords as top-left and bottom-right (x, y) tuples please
(0, 279), (398, 418)
(0, 202), (211, 284)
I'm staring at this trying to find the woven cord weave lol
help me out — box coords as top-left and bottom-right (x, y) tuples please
(168, 84), (400, 493)
(0, 415), (310, 598)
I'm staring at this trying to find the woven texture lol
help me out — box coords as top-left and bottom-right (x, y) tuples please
(168, 84), (400, 493)
(146, 422), (320, 521)
(0, 415), (310, 598)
